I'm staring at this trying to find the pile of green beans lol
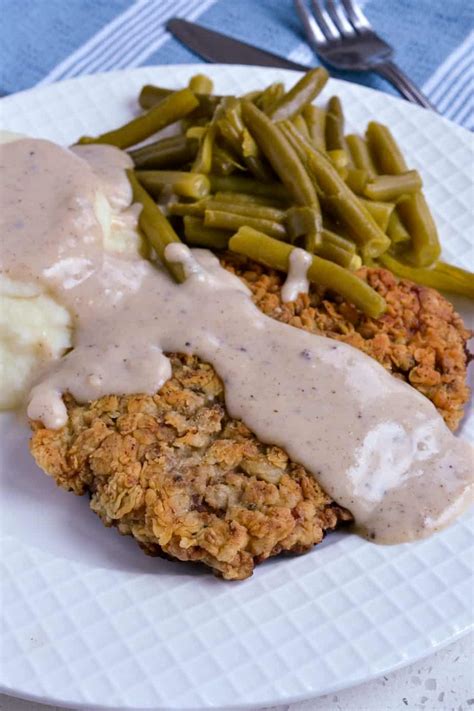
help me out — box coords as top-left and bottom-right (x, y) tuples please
(77, 70), (473, 308)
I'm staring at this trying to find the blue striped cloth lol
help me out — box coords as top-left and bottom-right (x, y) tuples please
(1, 0), (472, 129)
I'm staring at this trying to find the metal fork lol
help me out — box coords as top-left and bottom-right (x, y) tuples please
(295, 0), (434, 109)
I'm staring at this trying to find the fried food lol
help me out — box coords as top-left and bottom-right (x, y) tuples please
(30, 265), (471, 579)
(30, 354), (352, 580)
(225, 260), (471, 431)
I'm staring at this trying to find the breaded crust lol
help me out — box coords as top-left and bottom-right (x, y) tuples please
(30, 265), (471, 579)
(31, 354), (351, 580)
(225, 259), (471, 431)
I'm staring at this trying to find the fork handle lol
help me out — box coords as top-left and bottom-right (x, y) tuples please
(375, 61), (435, 111)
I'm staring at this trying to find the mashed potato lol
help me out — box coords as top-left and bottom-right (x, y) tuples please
(0, 278), (72, 409)
(0, 132), (142, 410)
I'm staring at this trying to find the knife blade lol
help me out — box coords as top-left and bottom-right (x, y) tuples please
(167, 18), (309, 71)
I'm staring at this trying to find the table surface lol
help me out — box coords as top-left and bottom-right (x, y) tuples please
(1, 631), (472, 711)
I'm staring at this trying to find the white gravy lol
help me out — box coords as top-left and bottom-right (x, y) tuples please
(1, 137), (472, 544)
(281, 247), (312, 302)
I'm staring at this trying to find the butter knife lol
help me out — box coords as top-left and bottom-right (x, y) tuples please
(167, 18), (309, 71)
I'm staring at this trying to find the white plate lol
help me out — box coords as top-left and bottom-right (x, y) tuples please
(0, 65), (473, 711)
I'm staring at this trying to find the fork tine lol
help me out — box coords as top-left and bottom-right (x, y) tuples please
(310, 0), (341, 41)
(294, 0), (329, 48)
(326, 0), (356, 37)
(341, 0), (371, 31)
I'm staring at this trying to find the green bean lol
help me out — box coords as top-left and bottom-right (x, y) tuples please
(244, 111), (322, 245)
(333, 165), (348, 180)
(183, 216), (230, 249)
(326, 148), (349, 168)
(127, 170), (184, 282)
(386, 209), (410, 243)
(138, 85), (171, 108)
(191, 123), (217, 174)
(136, 170), (210, 199)
(327, 148), (349, 175)
(322, 214), (355, 241)
(350, 253), (363, 270)
(256, 82), (285, 114)
(218, 98), (274, 182)
(302, 105), (326, 151)
(268, 67), (329, 121)
(345, 168), (368, 195)
(396, 192), (441, 266)
(435, 261), (474, 285)
(183, 118), (208, 134)
(213, 191), (286, 208)
(358, 198), (395, 232)
(366, 121), (408, 174)
(139, 84), (221, 119)
(323, 195), (394, 243)
(364, 170), (422, 201)
(304, 231), (320, 253)
(325, 96), (346, 151)
(285, 206), (323, 247)
(79, 89), (199, 149)
(216, 116), (243, 156)
(168, 200), (209, 217)
(280, 122), (391, 257)
(292, 114), (311, 140)
(128, 135), (198, 169)
(318, 193), (390, 257)
(208, 174), (288, 199)
(188, 74), (213, 94)
(205, 200), (286, 222)
(229, 227), (386, 317)
(242, 89), (262, 102)
(211, 144), (244, 175)
(186, 126), (207, 140)
(221, 98), (252, 148)
(216, 116), (241, 151)
(242, 127), (260, 159)
(366, 122), (440, 265)
(204, 209), (287, 240)
(242, 100), (319, 208)
(379, 254), (474, 298)
(215, 107), (255, 173)
(316, 241), (361, 270)
(346, 134), (376, 178)
(277, 119), (315, 159)
(216, 115), (269, 180)
(241, 144), (275, 183)
(321, 227), (356, 254)
(327, 96), (343, 118)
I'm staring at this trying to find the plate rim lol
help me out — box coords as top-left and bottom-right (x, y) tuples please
(1, 625), (470, 711)
(2, 62), (473, 140)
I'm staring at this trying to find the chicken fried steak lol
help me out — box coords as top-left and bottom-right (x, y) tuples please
(30, 264), (471, 579)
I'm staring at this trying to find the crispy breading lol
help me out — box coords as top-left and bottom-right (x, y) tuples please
(30, 355), (351, 580)
(29, 264), (471, 579)
(225, 258), (471, 431)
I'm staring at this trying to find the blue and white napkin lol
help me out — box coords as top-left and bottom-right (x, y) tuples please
(1, 0), (472, 129)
